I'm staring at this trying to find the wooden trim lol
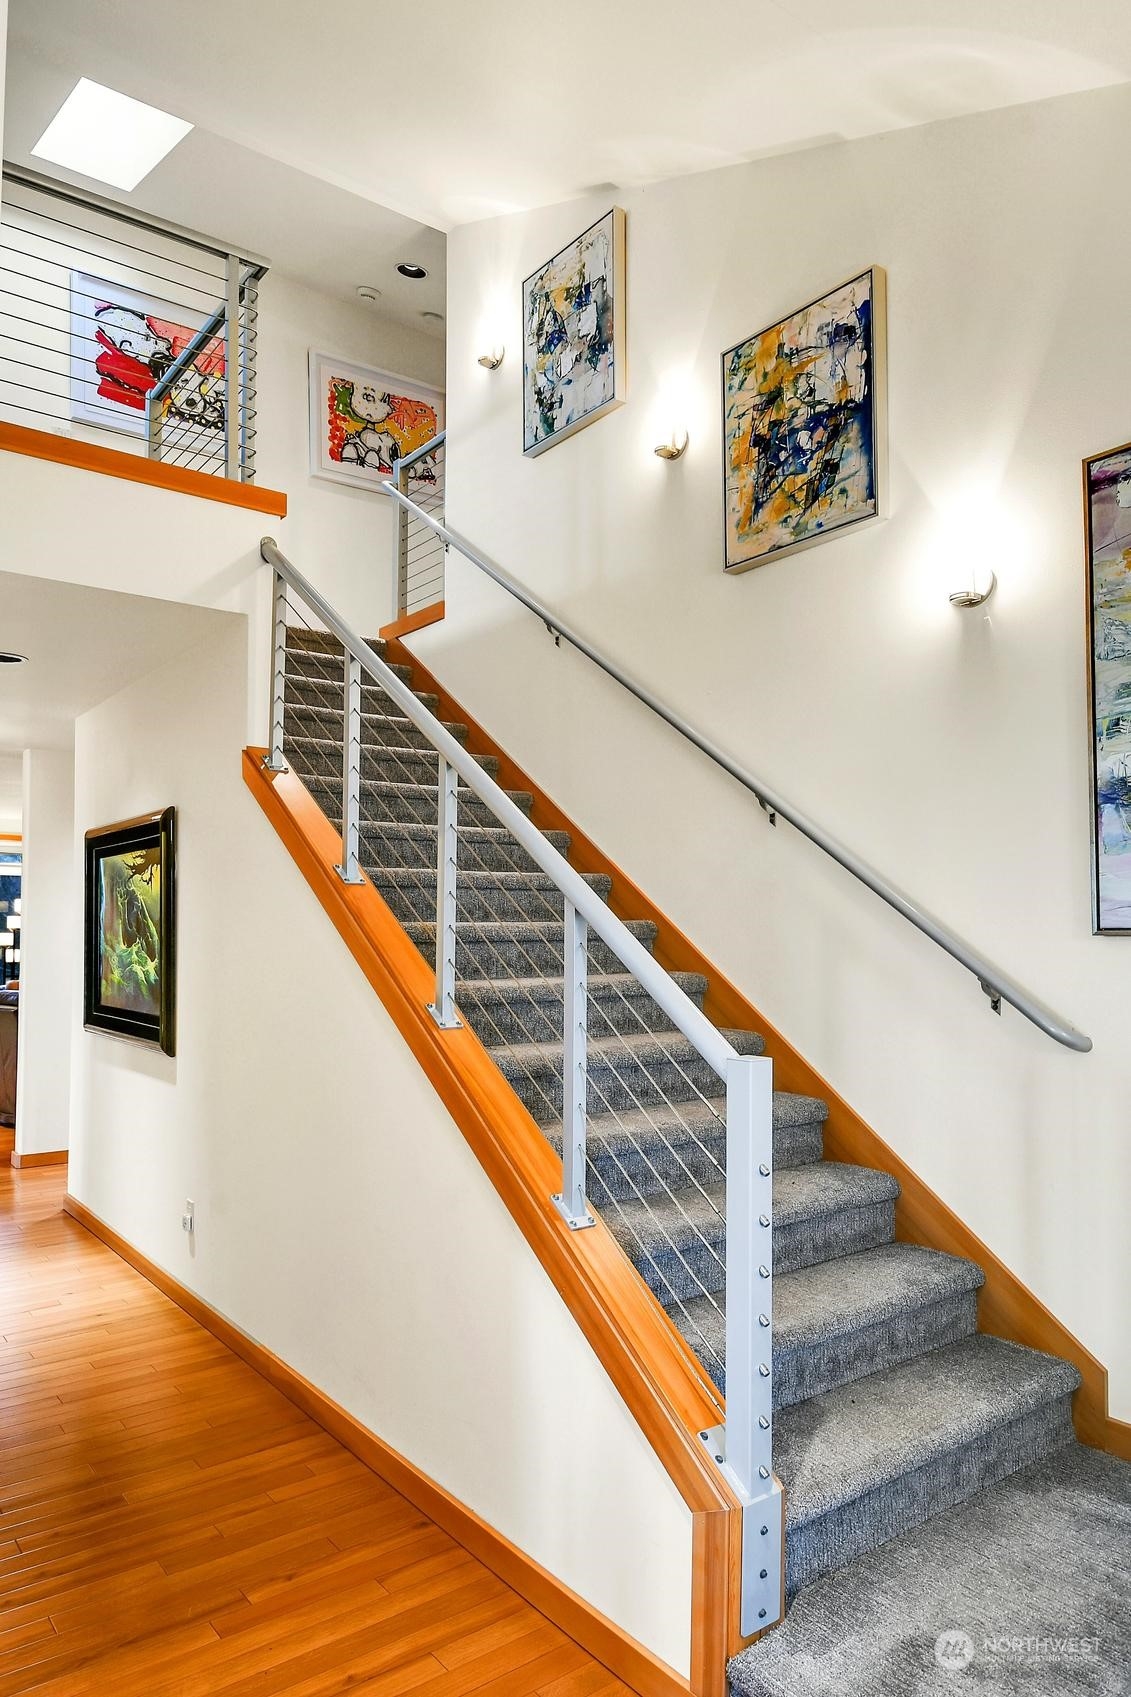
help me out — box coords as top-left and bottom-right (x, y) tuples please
(64, 1190), (691, 1697)
(388, 634), (1131, 1467)
(0, 833), (21, 843)
(0, 422), (287, 517)
(380, 601), (446, 640)
(11, 1148), (68, 1168)
(242, 749), (741, 1693)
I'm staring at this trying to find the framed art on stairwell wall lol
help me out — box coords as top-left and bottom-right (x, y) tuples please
(83, 808), (176, 1055)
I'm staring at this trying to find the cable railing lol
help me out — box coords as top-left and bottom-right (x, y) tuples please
(261, 535), (783, 1635)
(0, 162), (265, 481)
(376, 482), (1092, 1054)
(391, 431), (446, 620)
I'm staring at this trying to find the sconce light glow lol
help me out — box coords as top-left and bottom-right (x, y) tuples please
(477, 346), (505, 371)
(654, 429), (689, 461)
(949, 565), (998, 608)
(32, 79), (193, 192)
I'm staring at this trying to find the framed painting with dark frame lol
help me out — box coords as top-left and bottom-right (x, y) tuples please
(1083, 442), (1131, 934)
(84, 809), (176, 1054)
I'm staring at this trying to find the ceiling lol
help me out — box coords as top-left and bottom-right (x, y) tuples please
(0, 571), (235, 752)
(7, 0), (1131, 244)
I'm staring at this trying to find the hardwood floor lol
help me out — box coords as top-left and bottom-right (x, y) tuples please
(0, 1165), (637, 1696)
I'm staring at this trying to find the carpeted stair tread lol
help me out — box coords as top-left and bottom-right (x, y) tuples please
(728, 1440), (1131, 1697)
(603, 1161), (899, 1302)
(672, 1242), (984, 1405)
(306, 773), (536, 816)
(284, 702), (472, 745)
(286, 671), (444, 716)
(402, 916), (657, 978)
(777, 1333), (1080, 1532)
(454, 967), (703, 1045)
(284, 628), (386, 657)
(285, 734), (500, 782)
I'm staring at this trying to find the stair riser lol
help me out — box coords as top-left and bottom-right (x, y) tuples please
(772, 1290), (979, 1411)
(456, 975), (703, 1046)
(404, 921), (654, 977)
(582, 1117), (824, 1205)
(284, 704), (470, 750)
(308, 776), (534, 831)
(368, 830), (571, 880)
(285, 674), (441, 717)
(285, 651), (415, 686)
(776, 1200), (896, 1278)
(498, 1036), (762, 1124)
(619, 1198), (891, 1306)
(784, 1397), (1076, 1596)
(287, 742), (499, 785)
(375, 876), (609, 927)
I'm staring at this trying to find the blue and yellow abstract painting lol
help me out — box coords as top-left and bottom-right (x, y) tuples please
(1086, 444), (1131, 932)
(723, 269), (884, 571)
(523, 209), (625, 456)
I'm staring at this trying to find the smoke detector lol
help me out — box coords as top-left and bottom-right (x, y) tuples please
(356, 285), (382, 305)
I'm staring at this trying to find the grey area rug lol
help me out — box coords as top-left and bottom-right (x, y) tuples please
(729, 1441), (1131, 1696)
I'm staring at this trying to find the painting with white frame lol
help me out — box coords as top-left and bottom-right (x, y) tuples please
(69, 271), (225, 440)
(308, 350), (444, 491)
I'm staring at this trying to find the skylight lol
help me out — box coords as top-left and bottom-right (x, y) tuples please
(31, 79), (193, 192)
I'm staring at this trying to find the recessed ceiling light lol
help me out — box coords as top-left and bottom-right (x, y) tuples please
(421, 310), (443, 322)
(396, 262), (428, 280)
(31, 78), (193, 192)
(0, 653), (28, 666)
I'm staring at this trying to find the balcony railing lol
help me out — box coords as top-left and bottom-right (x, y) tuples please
(0, 162), (266, 482)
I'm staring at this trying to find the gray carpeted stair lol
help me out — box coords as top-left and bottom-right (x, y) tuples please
(280, 628), (1101, 1648)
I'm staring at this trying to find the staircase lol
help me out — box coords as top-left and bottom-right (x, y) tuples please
(278, 624), (1086, 1620)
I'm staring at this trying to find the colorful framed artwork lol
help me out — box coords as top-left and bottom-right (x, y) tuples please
(522, 207), (626, 457)
(84, 809), (176, 1055)
(69, 271), (226, 438)
(308, 351), (444, 491)
(1084, 442), (1131, 934)
(722, 267), (887, 572)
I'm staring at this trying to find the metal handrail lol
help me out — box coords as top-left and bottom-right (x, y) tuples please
(260, 537), (737, 1078)
(397, 429), (446, 478)
(376, 482), (1092, 1055)
(262, 533), (782, 1631)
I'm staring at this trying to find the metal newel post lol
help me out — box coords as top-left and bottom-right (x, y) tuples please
(725, 1051), (783, 1635)
(428, 756), (461, 1028)
(553, 900), (594, 1229)
(335, 652), (364, 885)
(223, 252), (241, 481)
(392, 461), (409, 623)
(264, 568), (289, 773)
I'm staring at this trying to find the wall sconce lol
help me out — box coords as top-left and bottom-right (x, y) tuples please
(478, 346), (505, 371)
(949, 567), (997, 609)
(654, 428), (689, 462)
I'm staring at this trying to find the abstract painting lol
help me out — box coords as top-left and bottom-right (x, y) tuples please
(722, 268), (886, 571)
(1084, 442), (1131, 933)
(70, 272), (226, 439)
(522, 208), (626, 456)
(84, 809), (176, 1054)
(308, 351), (444, 491)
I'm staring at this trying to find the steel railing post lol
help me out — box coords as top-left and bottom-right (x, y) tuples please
(428, 755), (461, 1029)
(553, 900), (594, 1230)
(335, 652), (364, 885)
(223, 251), (241, 481)
(720, 1052), (783, 1634)
(264, 570), (289, 773)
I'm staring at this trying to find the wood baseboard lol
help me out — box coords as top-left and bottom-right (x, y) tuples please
(388, 634), (1131, 1466)
(0, 421), (287, 517)
(380, 601), (445, 640)
(64, 1191), (690, 1697)
(11, 1148), (68, 1168)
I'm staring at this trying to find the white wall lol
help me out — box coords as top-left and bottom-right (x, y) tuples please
(67, 618), (694, 1678)
(419, 81), (1131, 1416)
(16, 745), (74, 1154)
(253, 274), (444, 636)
